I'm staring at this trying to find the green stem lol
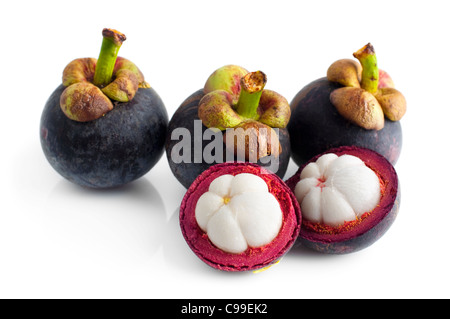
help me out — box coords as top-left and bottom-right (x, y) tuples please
(93, 28), (126, 88)
(353, 43), (378, 94)
(235, 71), (267, 120)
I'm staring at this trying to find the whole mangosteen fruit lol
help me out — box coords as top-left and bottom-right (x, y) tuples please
(165, 65), (291, 189)
(286, 146), (400, 254)
(40, 29), (168, 188)
(180, 162), (301, 272)
(288, 43), (406, 167)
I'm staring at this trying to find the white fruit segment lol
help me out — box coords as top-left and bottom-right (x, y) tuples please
(195, 173), (283, 254)
(295, 154), (381, 227)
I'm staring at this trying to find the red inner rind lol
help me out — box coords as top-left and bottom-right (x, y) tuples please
(285, 146), (398, 244)
(180, 162), (301, 271)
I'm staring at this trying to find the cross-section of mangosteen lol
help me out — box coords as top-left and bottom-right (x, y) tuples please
(165, 65), (291, 189)
(180, 162), (301, 271)
(40, 29), (168, 188)
(288, 43), (406, 167)
(286, 146), (400, 254)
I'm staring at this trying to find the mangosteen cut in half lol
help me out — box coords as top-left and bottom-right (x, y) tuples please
(180, 162), (301, 272)
(286, 146), (400, 254)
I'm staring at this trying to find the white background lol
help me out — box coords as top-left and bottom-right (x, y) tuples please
(1, 0), (449, 299)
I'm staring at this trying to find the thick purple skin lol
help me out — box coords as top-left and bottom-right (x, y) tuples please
(40, 85), (168, 188)
(165, 89), (291, 189)
(286, 146), (400, 254)
(288, 78), (402, 167)
(180, 162), (302, 271)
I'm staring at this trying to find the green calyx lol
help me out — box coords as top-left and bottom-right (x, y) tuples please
(353, 43), (378, 94)
(93, 29), (125, 88)
(327, 43), (407, 130)
(235, 71), (267, 120)
(199, 67), (290, 130)
(60, 28), (148, 122)
(204, 65), (248, 103)
(198, 65), (291, 160)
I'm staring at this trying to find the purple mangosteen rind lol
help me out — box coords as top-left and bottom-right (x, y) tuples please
(180, 162), (301, 271)
(285, 146), (400, 254)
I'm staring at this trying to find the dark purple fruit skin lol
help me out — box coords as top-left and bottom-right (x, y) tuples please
(165, 89), (291, 189)
(288, 78), (402, 167)
(286, 146), (400, 254)
(40, 85), (168, 188)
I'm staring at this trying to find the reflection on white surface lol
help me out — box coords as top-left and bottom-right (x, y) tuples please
(46, 177), (167, 259)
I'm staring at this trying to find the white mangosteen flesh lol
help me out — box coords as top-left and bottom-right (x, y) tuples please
(195, 173), (283, 254)
(294, 153), (381, 227)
